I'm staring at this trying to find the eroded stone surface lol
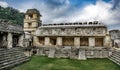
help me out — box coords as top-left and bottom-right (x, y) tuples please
(48, 48), (55, 58)
(78, 49), (86, 60)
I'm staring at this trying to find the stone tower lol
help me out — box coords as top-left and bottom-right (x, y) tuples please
(24, 8), (42, 35)
(23, 9), (41, 47)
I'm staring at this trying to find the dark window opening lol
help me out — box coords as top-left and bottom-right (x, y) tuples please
(28, 23), (32, 27)
(80, 37), (88, 46)
(29, 14), (33, 19)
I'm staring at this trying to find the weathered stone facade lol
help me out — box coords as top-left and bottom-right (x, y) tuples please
(109, 30), (120, 48)
(28, 47), (112, 60)
(0, 19), (23, 48)
(33, 23), (111, 48)
(22, 9), (113, 60)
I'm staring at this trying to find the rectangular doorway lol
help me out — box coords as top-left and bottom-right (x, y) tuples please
(63, 37), (74, 46)
(39, 37), (44, 45)
(95, 38), (103, 47)
(50, 37), (57, 46)
(80, 37), (88, 46)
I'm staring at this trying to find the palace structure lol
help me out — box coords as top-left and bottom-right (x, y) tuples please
(22, 9), (112, 60)
(23, 9), (111, 48)
(0, 8), (113, 60)
(0, 8), (120, 69)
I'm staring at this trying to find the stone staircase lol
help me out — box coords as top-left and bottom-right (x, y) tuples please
(109, 50), (120, 65)
(0, 47), (29, 70)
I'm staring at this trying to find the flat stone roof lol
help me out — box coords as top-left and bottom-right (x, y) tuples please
(0, 19), (23, 34)
(40, 21), (106, 28)
(25, 8), (41, 16)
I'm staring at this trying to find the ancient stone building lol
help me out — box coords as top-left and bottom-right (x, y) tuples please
(34, 22), (111, 48)
(23, 9), (112, 59)
(109, 30), (120, 48)
(23, 9), (112, 48)
(23, 9), (42, 47)
(0, 19), (23, 48)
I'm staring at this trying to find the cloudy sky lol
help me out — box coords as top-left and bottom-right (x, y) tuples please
(0, 0), (120, 30)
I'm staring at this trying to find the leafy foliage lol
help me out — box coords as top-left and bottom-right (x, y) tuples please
(0, 6), (24, 26)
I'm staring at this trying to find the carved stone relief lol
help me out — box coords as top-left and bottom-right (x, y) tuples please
(36, 27), (106, 36)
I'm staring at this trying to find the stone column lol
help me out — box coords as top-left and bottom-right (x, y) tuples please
(89, 37), (95, 47)
(104, 35), (112, 48)
(45, 37), (50, 46)
(18, 35), (24, 47)
(74, 37), (80, 47)
(7, 33), (13, 48)
(33, 36), (39, 47)
(57, 37), (62, 46)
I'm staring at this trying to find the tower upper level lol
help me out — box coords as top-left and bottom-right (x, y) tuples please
(25, 9), (41, 20)
(24, 8), (42, 34)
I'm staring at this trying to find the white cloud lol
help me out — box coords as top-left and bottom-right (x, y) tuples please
(47, 0), (120, 30)
(17, 0), (71, 24)
(16, 0), (120, 29)
(50, 0), (118, 25)
(0, 1), (9, 8)
(69, 1), (113, 24)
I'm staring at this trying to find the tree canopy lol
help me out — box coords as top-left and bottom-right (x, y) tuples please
(0, 6), (24, 26)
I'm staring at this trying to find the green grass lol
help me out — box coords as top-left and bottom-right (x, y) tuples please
(12, 56), (120, 70)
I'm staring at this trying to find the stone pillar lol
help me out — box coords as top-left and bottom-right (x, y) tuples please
(45, 37), (50, 46)
(78, 49), (86, 60)
(33, 36), (39, 47)
(7, 33), (13, 48)
(57, 37), (62, 46)
(89, 37), (95, 47)
(74, 37), (80, 47)
(33, 14), (37, 19)
(25, 15), (29, 19)
(18, 35), (24, 47)
(104, 35), (112, 48)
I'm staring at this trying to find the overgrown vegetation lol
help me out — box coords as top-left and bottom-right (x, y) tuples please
(12, 56), (120, 70)
(0, 6), (24, 25)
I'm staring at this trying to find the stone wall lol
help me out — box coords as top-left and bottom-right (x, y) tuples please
(28, 47), (112, 60)
(36, 27), (106, 36)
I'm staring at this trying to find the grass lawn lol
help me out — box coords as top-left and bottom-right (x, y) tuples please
(12, 56), (120, 70)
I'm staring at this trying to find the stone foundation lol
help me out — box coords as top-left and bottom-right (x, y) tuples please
(27, 46), (112, 60)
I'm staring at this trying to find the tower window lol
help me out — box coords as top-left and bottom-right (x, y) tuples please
(28, 22), (32, 27)
(29, 14), (33, 19)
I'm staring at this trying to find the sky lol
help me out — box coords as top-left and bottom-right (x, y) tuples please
(0, 0), (120, 30)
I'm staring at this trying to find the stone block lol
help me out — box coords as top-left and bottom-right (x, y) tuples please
(48, 48), (55, 58)
(78, 50), (86, 60)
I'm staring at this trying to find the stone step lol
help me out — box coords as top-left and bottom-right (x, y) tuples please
(108, 51), (120, 66)
(112, 51), (120, 53)
(0, 55), (27, 64)
(111, 53), (120, 58)
(0, 54), (26, 62)
(0, 48), (6, 51)
(109, 56), (120, 63)
(0, 56), (28, 67)
(0, 53), (25, 59)
(0, 50), (24, 56)
(109, 57), (120, 65)
(0, 48), (29, 69)
(0, 49), (7, 53)
(110, 55), (120, 62)
(0, 51), (24, 56)
(112, 52), (120, 56)
(0, 57), (29, 70)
